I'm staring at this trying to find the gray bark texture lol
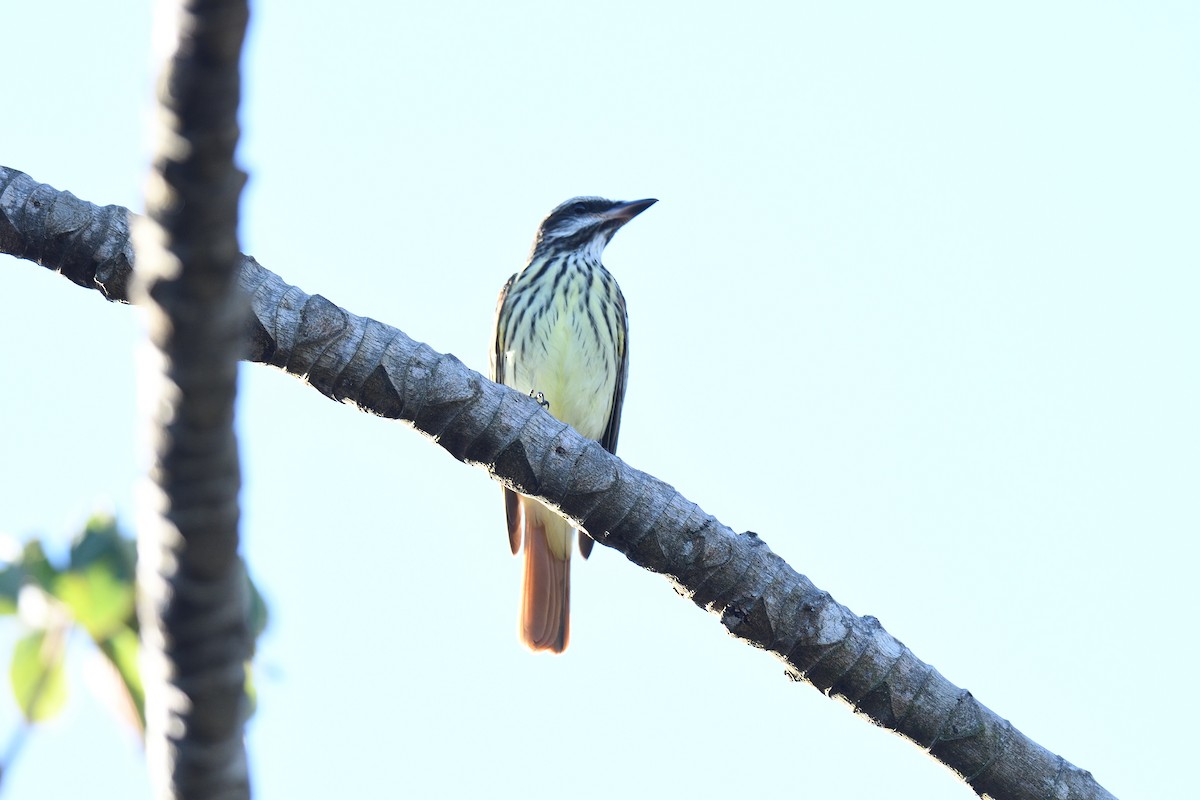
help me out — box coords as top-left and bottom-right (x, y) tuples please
(128, 0), (252, 798)
(0, 163), (1116, 800)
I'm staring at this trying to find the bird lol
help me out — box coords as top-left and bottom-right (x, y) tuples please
(490, 196), (656, 652)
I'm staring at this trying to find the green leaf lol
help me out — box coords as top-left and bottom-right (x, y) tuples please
(246, 572), (269, 645)
(53, 563), (136, 640)
(0, 563), (24, 615)
(51, 515), (138, 639)
(243, 661), (258, 721)
(10, 630), (68, 722)
(20, 539), (57, 592)
(70, 514), (135, 584)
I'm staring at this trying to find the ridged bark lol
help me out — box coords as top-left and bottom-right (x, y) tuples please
(0, 164), (1115, 800)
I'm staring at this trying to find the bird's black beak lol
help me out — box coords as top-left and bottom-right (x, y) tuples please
(602, 198), (658, 224)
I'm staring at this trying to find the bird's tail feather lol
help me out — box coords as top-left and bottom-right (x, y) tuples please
(520, 504), (571, 653)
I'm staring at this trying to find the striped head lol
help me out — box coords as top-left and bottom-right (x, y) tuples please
(529, 196), (657, 265)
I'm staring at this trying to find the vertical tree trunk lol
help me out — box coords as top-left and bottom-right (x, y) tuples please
(132, 1), (252, 798)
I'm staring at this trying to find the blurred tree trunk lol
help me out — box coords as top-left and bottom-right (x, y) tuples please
(130, 1), (252, 798)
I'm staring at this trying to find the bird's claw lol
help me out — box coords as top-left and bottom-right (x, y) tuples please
(529, 390), (550, 409)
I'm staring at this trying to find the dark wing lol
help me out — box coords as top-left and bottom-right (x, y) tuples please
(489, 273), (516, 383)
(580, 284), (629, 559)
(599, 285), (629, 456)
(491, 274), (523, 555)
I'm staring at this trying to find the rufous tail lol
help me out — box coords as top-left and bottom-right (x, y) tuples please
(520, 502), (572, 653)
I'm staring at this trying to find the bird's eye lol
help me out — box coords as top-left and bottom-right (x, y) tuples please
(572, 202), (588, 215)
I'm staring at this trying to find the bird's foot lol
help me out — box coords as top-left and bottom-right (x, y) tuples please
(529, 390), (550, 409)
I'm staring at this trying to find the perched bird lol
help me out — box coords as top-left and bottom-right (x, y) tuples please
(490, 196), (656, 652)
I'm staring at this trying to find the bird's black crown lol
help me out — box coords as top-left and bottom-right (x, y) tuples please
(531, 196), (657, 257)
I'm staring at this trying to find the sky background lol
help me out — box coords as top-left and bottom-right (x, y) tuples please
(3, 1), (1198, 798)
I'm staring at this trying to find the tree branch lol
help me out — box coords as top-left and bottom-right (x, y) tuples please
(0, 164), (1116, 800)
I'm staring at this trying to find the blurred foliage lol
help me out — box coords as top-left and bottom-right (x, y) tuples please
(0, 514), (268, 736)
(10, 631), (67, 723)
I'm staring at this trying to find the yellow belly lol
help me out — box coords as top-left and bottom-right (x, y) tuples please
(504, 293), (617, 441)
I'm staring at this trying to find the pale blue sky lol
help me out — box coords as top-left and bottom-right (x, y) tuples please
(2, 2), (1197, 798)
